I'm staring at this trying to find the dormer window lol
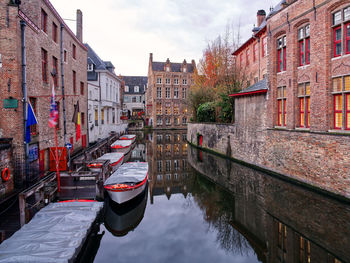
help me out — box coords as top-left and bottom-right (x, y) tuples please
(134, 86), (139, 92)
(183, 67), (187, 73)
(87, 64), (93, 72)
(125, 86), (129, 92)
(166, 66), (170, 72)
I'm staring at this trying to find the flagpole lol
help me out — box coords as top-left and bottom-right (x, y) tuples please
(55, 126), (61, 192)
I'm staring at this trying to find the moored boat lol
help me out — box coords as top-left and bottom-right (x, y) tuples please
(119, 134), (136, 143)
(87, 152), (124, 173)
(104, 162), (148, 204)
(111, 140), (133, 154)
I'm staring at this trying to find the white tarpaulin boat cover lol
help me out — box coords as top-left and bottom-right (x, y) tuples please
(96, 152), (124, 163)
(104, 162), (148, 185)
(111, 140), (132, 147)
(120, 134), (136, 140)
(0, 201), (103, 263)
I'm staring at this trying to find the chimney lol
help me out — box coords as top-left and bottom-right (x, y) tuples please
(149, 53), (153, 62)
(257, 9), (266, 27)
(76, 9), (83, 42)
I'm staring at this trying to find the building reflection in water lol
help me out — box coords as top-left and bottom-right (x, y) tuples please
(188, 146), (350, 263)
(145, 130), (192, 204)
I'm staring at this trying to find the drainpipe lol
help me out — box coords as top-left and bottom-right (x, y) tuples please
(60, 24), (67, 145)
(20, 20), (29, 179)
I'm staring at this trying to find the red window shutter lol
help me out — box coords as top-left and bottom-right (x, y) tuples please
(346, 94), (350, 130)
(306, 97), (310, 128)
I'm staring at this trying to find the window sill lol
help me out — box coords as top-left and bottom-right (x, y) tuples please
(274, 126), (287, 129)
(297, 64), (310, 70)
(295, 127), (310, 132)
(331, 53), (350, 61)
(328, 129), (350, 134)
(277, 71), (286, 75)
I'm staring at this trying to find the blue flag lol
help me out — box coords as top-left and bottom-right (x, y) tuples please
(25, 101), (38, 143)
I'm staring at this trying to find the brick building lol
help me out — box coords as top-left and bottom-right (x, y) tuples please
(189, 0), (350, 198)
(145, 54), (195, 129)
(0, 0), (88, 187)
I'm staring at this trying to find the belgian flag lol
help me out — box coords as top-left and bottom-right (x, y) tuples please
(72, 101), (81, 142)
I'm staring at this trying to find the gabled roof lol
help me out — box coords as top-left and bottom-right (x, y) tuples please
(122, 76), (148, 94)
(151, 62), (195, 73)
(229, 78), (268, 98)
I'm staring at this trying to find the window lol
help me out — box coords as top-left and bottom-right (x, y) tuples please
(166, 87), (170, 98)
(73, 71), (76, 93)
(174, 88), (179, 98)
(182, 88), (187, 99)
(72, 44), (76, 59)
(157, 87), (162, 98)
(95, 109), (98, 126)
(125, 86), (129, 92)
(29, 97), (38, 135)
(332, 76), (350, 129)
(174, 78), (179, 85)
(80, 82), (84, 95)
(182, 79), (187, 85)
(174, 160), (179, 171)
(262, 37), (267, 57)
(157, 144), (163, 154)
(165, 117), (171, 125)
(174, 117), (179, 125)
(52, 22), (57, 42)
(41, 9), (47, 33)
(87, 64), (93, 71)
(156, 103), (162, 115)
(132, 97), (137, 103)
(278, 222), (287, 251)
(299, 236), (311, 263)
(166, 66), (170, 72)
(277, 86), (287, 126)
(165, 134), (171, 142)
(52, 56), (58, 86)
(182, 117), (187, 124)
(156, 77), (162, 84)
(298, 83), (311, 128)
(332, 7), (350, 57)
(134, 86), (139, 92)
(277, 36), (287, 72)
(101, 109), (104, 124)
(112, 109), (115, 123)
(182, 106), (188, 114)
(41, 49), (48, 82)
(107, 109), (109, 124)
(246, 48), (250, 66)
(183, 67), (187, 72)
(64, 50), (67, 63)
(165, 105), (171, 115)
(174, 144), (180, 154)
(81, 112), (85, 126)
(165, 78), (170, 84)
(156, 134), (163, 143)
(166, 160), (171, 172)
(157, 161), (162, 172)
(174, 104), (179, 115)
(183, 143), (188, 154)
(298, 25), (310, 66)
(56, 101), (60, 129)
(157, 117), (162, 126)
(253, 43), (257, 62)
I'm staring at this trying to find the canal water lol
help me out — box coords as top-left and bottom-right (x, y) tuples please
(80, 130), (350, 263)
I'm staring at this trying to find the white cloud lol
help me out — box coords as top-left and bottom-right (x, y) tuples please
(50, 0), (278, 76)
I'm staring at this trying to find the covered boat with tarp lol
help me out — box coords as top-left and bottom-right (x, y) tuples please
(87, 152), (124, 173)
(104, 162), (148, 204)
(111, 140), (133, 154)
(119, 134), (136, 143)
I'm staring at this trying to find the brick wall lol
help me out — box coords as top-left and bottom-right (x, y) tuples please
(0, 1), (88, 173)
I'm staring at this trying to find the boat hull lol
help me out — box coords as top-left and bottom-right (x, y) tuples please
(106, 182), (146, 204)
(111, 146), (131, 154)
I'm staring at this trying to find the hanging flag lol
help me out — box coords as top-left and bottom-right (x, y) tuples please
(72, 101), (81, 141)
(48, 84), (58, 128)
(25, 101), (38, 143)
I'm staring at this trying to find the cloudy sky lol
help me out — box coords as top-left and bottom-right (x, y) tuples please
(50, 0), (278, 76)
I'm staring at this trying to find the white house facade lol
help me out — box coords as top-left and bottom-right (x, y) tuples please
(85, 44), (126, 143)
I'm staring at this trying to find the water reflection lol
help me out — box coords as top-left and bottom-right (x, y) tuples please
(104, 184), (148, 237)
(85, 131), (349, 263)
(188, 146), (350, 263)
